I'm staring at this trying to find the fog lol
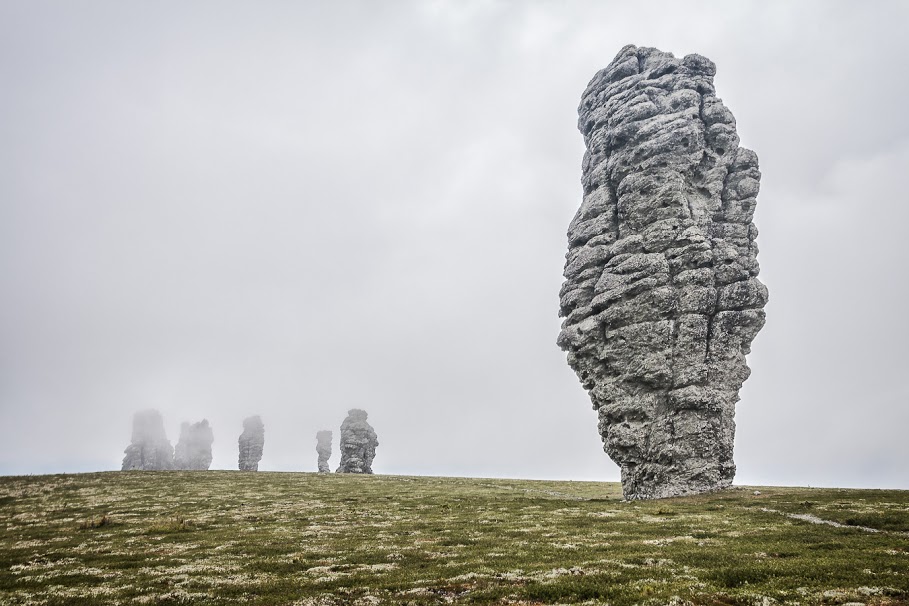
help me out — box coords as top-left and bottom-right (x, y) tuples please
(2, 0), (907, 489)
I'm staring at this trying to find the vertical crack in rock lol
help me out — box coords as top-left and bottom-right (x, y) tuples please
(336, 409), (378, 474)
(121, 409), (174, 471)
(316, 430), (332, 473)
(558, 45), (767, 500)
(173, 420), (214, 470)
(238, 415), (265, 471)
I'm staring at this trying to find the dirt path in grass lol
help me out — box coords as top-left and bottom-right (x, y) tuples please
(758, 507), (909, 537)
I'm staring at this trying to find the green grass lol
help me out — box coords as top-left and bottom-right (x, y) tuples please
(0, 472), (907, 605)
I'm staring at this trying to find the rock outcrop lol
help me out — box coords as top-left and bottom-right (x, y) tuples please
(316, 430), (332, 473)
(238, 416), (264, 471)
(335, 409), (378, 474)
(557, 45), (767, 500)
(173, 420), (214, 470)
(121, 409), (174, 471)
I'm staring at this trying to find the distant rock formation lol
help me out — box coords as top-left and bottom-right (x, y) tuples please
(121, 409), (174, 471)
(238, 416), (264, 471)
(173, 420), (214, 470)
(557, 45), (767, 500)
(316, 430), (332, 473)
(335, 409), (378, 474)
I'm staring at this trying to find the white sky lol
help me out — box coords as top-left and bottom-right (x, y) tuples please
(1, 0), (907, 489)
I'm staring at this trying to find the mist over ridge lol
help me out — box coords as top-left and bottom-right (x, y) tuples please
(1, 1), (908, 489)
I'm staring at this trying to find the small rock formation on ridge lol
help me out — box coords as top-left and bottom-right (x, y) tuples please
(121, 409), (174, 471)
(335, 409), (378, 474)
(238, 415), (265, 471)
(316, 430), (332, 473)
(557, 45), (767, 500)
(173, 419), (214, 470)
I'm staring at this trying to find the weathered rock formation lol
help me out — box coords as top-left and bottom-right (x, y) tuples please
(557, 45), (767, 500)
(316, 430), (332, 473)
(335, 409), (378, 474)
(238, 416), (264, 471)
(173, 420), (214, 470)
(121, 409), (174, 471)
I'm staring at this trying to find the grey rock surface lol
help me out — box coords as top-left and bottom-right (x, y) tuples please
(173, 420), (214, 470)
(335, 409), (378, 474)
(238, 415), (264, 471)
(316, 430), (332, 473)
(558, 45), (767, 500)
(121, 409), (174, 471)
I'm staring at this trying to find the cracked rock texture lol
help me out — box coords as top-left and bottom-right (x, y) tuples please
(316, 430), (332, 473)
(121, 409), (174, 471)
(173, 420), (214, 470)
(238, 416), (264, 471)
(557, 45), (767, 500)
(336, 409), (378, 474)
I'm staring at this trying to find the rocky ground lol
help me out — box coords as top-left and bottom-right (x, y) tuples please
(1, 472), (907, 605)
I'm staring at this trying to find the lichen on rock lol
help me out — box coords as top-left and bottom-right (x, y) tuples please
(121, 409), (174, 471)
(173, 420), (214, 470)
(336, 409), (378, 474)
(238, 415), (264, 471)
(558, 45), (767, 500)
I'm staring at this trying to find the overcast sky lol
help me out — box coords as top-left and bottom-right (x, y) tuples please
(2, 0), (907, 489)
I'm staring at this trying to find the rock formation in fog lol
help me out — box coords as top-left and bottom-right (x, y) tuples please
(557, 45), (767, 500)
(316, 430), (332, 473)
(238, 415), (265, 471)
(173, 420), (214, 470)
(121, 409), (174, 471)
(335, 409), (378, 474)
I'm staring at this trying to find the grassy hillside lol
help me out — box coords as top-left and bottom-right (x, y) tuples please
(1, 472), (908, 605)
